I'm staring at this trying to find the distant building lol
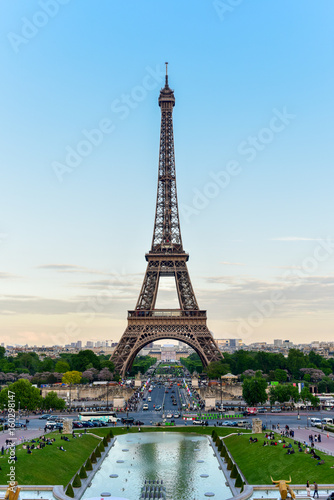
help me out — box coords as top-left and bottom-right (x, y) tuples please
(274, 339), (283, 347)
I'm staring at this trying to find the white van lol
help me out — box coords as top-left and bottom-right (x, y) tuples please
(322, 418), (333, 425)
(310, 418), (321, 426)
(143, 404), (149, 410)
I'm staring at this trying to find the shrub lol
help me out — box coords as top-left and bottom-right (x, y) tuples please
(95, 447), (101, 458)
(99, 441), (104, 452)
(79, 466), (87, 479)
(212, 430), (217, 440)
(227, 457), (233, 471)
(217, 440), (223, 451)
(72, 474), (81, 488)
(230, 464), (238, 479)
(103, 436), (108, 446)
(85, 457), (93, 471)
(108, 430), (114, 439)
(235, 473), (243, 488)
(91, 451), (97, 463)
(65, 484), (74, 498)
(220, 446), (226, 458)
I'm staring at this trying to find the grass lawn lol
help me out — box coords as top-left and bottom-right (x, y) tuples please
(0, 432), (102, 486)
(224, 432), (334, 485)
(0, 426), (248, 486)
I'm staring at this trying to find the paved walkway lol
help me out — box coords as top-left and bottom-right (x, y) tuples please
(291, 427), (334, 457)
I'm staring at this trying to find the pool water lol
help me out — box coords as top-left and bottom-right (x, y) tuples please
(83, 432), (231, 500)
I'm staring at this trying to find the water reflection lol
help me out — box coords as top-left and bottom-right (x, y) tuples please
(83, 432), (231, 500)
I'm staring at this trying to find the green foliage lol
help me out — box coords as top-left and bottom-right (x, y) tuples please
(103, 436), (108, 446)
(108, 430), (114, 439)
(0, 379), (42, 410)
(221, 445), (227, 458)
(95, 447), (101, 458)
(227, 456), (233, 470)
(235, 473), (243, 488)
(42, 391), (66, 410)
(65, 484), (74, 498)
(300, 387), (319, 406)
(230, 463), (238, 478)
(85, 457), (93, 471)
(79, 466), (87, 479)
(204, 361), (231, 379)
(55, 360), (70, 373)
(269, 384), (298, 405)
(90, 451), (97, 463)
(129, 355), (156, 376)
(72, 474), (81, 488)
(98, 441), (104, 452)
(180, 352), (203, 374)
(217, 440), (223, 451)
(242, 376), (268, 406)
(62, 371), (82, 385)
(212, 429), (217, 440)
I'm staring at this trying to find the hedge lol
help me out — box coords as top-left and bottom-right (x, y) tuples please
(72, 474), (81, 488)
(65, 484), (74, 498)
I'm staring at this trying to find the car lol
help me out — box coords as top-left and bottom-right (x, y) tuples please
(72, 421), (83, 428)
(148, 397), (152, 402)
(39, 414), (51, 420)
(166, 413), (173, 418)
(134, 420), (144, 426)
(90, 420), (103, 427)
(192, 420), (205, 425)
(155, 406), (162, 411)
(222, 421), (232, 426)
(258, 408), (267, 413)
(173, 401), (177, 406)
(14, 422), (25, 428)
(173, 412), (181, 418)
(121, 417), (135, 425)
(271, 408), (282, 413)
(143, 404), (149, 410)
(81, 421), (94, 428)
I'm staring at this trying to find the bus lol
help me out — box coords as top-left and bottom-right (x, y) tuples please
(78, 411), (117, 423)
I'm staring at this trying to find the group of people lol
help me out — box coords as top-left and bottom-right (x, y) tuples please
(306, 481), (319, 498)
(309, 433), (322, 444)
(23, 436), (57, 453)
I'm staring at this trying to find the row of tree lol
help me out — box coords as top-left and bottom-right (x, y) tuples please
(181, 349), (334, 383)
(0, 348), (115, 380)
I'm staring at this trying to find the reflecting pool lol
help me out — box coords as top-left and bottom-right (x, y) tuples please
(83, 432), (231, 500)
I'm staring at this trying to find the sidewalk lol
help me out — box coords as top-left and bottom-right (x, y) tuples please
(292, 427), (334, 456)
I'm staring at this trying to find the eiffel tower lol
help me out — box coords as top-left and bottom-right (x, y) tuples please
(112, 64), (223, 377)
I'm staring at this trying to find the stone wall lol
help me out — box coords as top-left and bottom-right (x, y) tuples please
(41, 385), (135, 403)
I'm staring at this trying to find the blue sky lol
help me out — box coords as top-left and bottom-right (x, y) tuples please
(1, 0), (333, 347)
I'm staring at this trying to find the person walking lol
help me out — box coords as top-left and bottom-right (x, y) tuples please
(313, 482), (319, 498)
(306, 481), (311, 497)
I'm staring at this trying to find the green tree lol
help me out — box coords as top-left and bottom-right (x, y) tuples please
(274, 369), (288, 383)
(269, 384), (298, 405)
(242, 376), (268, 406)
(72, 474), (81, 488)
(62, 371), (82, 385)
(65, 484), (74, 498)
(55, 360), (70, 373)
(299, 387), (319, 407)
(0, 379), (42, 410)
(42, 391), (66, 410)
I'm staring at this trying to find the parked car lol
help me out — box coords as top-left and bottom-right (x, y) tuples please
(121, 417), (135, 425)
(192, 420), (207, 426)
(72, 421), (83, 428)
(134, 420), (144, 426)
(166, 413), (173, 418)
(39, 414), (51, 420)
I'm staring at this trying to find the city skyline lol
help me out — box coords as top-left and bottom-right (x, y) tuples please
(1, 1), (334, 347)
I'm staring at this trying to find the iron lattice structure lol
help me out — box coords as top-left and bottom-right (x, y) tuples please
(112, 65), (223, 376)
